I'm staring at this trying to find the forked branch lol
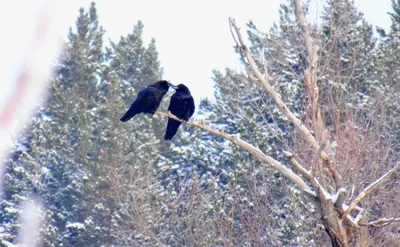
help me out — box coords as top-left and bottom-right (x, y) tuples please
(228, 18), (328, 162)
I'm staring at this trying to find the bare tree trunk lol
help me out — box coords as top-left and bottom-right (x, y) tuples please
(321, 204), (347, 246)
(359, 211), (371, 247)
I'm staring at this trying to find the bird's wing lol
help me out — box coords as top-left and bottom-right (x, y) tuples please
(188, 96), (195, 119)
(145, 86), (169, 105)
(180, 97), (194, 121)
(165, 94), (183, 140)
(137, 87), (160, 107)
(168, 94), (182, 114)
(134, 90), (147, 103)
(120, 90), (147, 121)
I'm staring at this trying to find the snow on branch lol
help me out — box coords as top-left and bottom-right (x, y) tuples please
(156, 111), (315, 196)
(342, 163), (400, 219)
(228, 18), (329, 162)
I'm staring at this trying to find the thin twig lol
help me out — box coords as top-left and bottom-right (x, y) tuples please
(341, 163), (400, 219)
(360, 217), (400, 227)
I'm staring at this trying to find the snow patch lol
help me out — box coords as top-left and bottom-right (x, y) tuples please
(66, 222), (86, 230)
(41, 167), (49, 174)
(5, 207), (19, 214)
(171, 165), (180, 170)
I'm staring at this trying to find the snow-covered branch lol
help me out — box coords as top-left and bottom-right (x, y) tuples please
(342, 163), (400, 219)
(156, 111), (315, 196)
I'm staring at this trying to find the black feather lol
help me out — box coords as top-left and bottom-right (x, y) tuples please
(164, 84), (195, 140)
(120, 80), (170, 122)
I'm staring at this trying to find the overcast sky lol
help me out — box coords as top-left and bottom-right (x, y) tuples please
(0, 0), (393, 108)
(73, 0), (393, 105)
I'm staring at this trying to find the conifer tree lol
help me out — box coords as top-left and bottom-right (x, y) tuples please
(2, 1), (399, 246)
(3, 3), (111, 246)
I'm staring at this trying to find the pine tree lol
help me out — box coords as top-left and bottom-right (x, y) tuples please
(1, 3), (111, 246)
(320, 0), (376, 109)
(3, 1), (399, 246)
(0, 153), (33, 245)
(36, 3), (110, 245)
(106, 21), (168, 140)
(373, 0), (400, 153)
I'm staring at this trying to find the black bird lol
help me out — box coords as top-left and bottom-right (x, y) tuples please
(164, 84), (195, 140)
(120, 80), (172, 122)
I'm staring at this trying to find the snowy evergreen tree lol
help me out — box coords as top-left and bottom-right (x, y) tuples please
(2, 1), (399, 246)
(373, 0), (400, 153)
(319, 0), (376, 113)
(106, 21), (168, 141)
(2, 2), (166, 245)
(32, 3), (111, 246)
(0, 155), (32, 245)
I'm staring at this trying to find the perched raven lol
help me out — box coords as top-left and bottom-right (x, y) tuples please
(120, 80), (171, 122)
(164, 84), (195, 140)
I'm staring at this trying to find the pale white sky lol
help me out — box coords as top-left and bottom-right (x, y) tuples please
(72, 0), (393, 105)
(81, 0), (284, 105)
(0, 0), (393, 108)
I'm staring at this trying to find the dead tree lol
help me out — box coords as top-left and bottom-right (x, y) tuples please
(157, 0), (399, 245)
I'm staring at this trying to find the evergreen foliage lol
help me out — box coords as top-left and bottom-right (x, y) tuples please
(1, 1), (399, 246)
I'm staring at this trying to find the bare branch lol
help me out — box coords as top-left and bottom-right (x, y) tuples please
(229, 19), (239, 48)
(333, 188), (347, 211)
(156, 111), (315, 196)
(293, 0), (318, 66)
(361, 217), (400, 227)
(283, 151), (311, 181)
(292, 1), (345, 190)
(228, 18), (329, 162)
(283, 151), (335, 202)
(342, 163), (400, 219)
(311, 141), (326, 176)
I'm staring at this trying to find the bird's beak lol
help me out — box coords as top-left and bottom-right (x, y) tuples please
(168, 82), (179, 90)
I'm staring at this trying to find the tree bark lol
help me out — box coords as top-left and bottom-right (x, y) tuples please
(318, 187), (349, 247)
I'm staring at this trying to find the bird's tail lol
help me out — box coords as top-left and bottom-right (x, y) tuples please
(164, 119), (181, 140)
(120, 108), (138, 122)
